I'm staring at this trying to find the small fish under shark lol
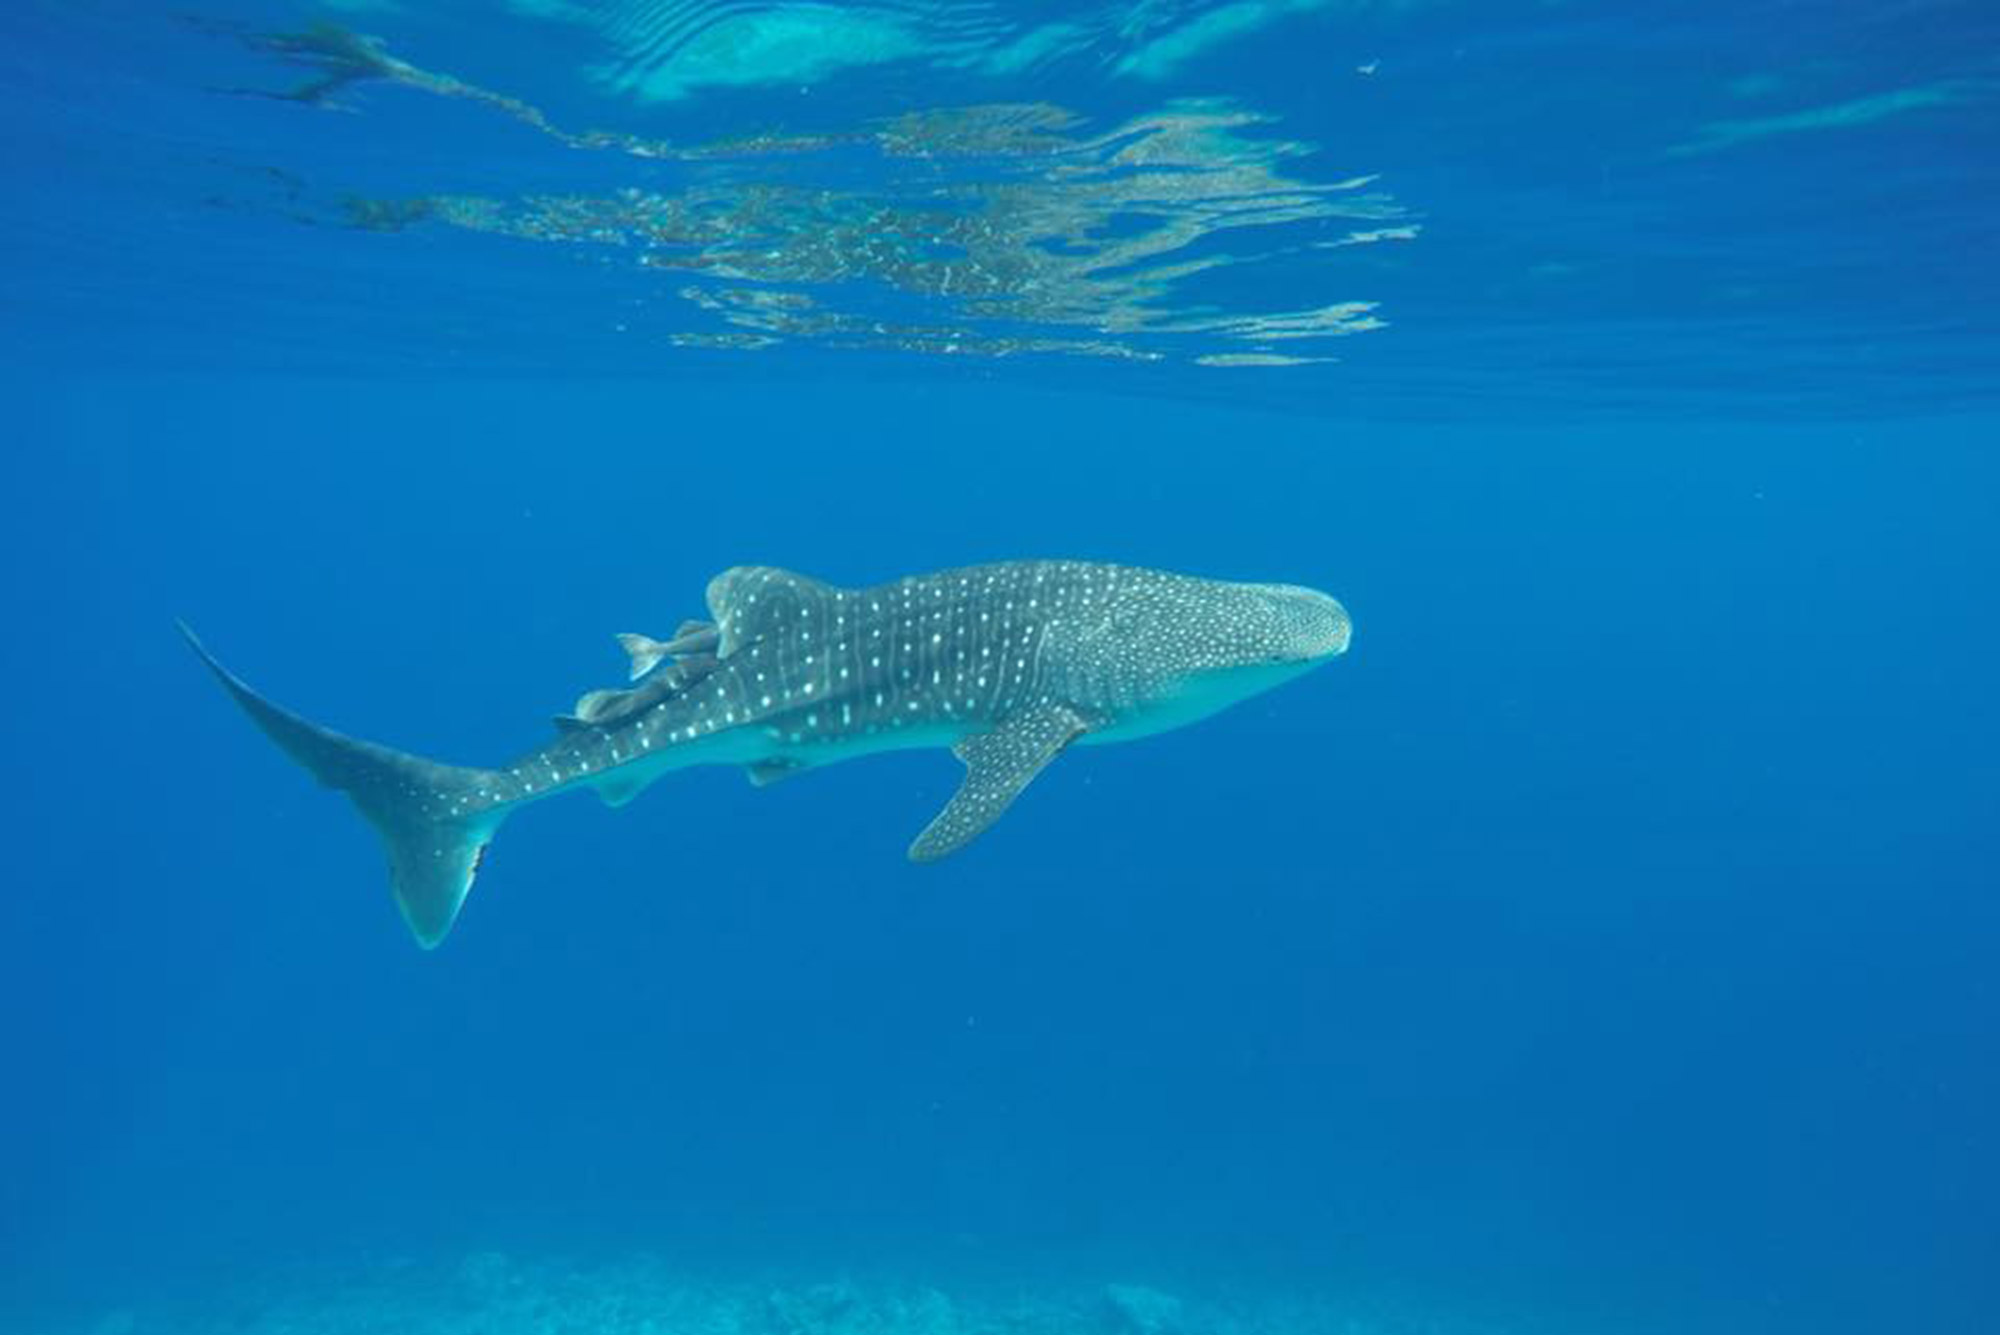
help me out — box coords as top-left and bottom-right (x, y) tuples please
(184, 560), (1351, 947)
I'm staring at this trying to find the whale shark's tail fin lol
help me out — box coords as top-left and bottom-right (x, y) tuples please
(179, 623), (513, 948)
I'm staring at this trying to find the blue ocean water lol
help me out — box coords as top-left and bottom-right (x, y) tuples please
(3, 3), (1996, 1334)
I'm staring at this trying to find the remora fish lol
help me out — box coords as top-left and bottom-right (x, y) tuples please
(184, 561), (1351, 947)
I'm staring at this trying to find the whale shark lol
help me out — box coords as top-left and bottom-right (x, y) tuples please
(184, 561), (1351, 947)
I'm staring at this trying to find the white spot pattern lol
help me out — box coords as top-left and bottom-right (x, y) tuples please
(456, 561), (1347, 848)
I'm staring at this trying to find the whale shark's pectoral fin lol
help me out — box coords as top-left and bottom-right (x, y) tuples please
(909, 703), (1090, 862)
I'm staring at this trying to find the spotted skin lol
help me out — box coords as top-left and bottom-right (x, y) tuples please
(911, 701), (1089, 862)
(185, 560), (1351, 947)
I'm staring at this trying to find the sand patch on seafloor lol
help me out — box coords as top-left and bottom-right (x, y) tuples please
(38, 1251), (1538, 1335)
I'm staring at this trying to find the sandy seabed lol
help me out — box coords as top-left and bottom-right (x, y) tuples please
(53, 1251), (1531, 1335)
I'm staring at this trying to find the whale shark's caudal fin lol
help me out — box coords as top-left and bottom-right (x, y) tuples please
(178, 623), (513, 948)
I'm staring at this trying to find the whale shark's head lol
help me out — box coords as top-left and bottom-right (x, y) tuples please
(1224, 582), (1353, 665)
(1065, 574), (1351, 742)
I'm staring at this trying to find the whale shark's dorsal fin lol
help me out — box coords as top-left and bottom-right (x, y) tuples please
(908, 702), (1091, 862)
(705, 566), (839, 657)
